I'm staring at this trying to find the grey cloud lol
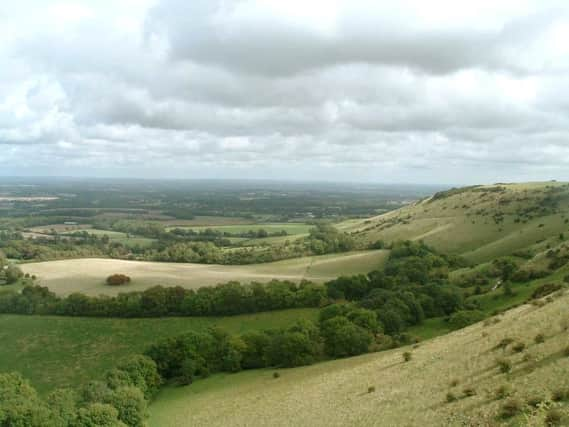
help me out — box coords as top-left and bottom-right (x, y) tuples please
(1, 0), (569, 184)
(146, 1), (568, 76)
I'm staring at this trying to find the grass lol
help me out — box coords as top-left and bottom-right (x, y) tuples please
(148, 290), (569, 426)
(0, 308), (318, 394)
(341, 182), (569, 263)
(20, 250), (389, 296)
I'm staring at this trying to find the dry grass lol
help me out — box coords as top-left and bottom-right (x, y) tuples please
(20, 250), (389, 296)
(149, 292), (569, 426)
(340, 181), (569, 263)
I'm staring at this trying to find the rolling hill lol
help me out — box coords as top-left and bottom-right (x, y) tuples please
(149, 289), (569, 426)
(20, 250), (389, 296)
(342, 181), (569, 263)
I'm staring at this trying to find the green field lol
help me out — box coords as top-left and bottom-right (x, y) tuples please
(149, 292), (569, 426)
(0, 308), (318, 394)
(20, 250), (389, 296)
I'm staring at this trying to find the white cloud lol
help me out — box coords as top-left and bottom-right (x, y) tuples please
(0, 0), (568, 184)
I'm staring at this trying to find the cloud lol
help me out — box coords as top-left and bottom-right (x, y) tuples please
(0, 0), (568, 184)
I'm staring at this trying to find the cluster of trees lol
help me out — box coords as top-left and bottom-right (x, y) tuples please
(0, 252), (23, 285)
(307, 223), (356, 254)
(106, 274), (131, 286)
(146, 306), (380, 386)
(324, 241), (466, 334)
(0, 280), (327, 317)
(0, 354), (160, 427)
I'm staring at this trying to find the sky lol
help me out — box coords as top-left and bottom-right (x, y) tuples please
(1, 0), (569, 185)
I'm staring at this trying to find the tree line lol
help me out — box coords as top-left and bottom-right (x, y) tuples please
(0, 223), (358, 265)
(0, 241), (467, 335)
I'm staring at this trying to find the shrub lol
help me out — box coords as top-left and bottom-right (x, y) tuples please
(564, 345), (569, 357)
(106, 274), (131, 286)
(449, 378), (459, 387)
(532, 283), (562, 299)
(273, 372), (280, 379)
(446, 392), (457, 403)
(560, 318), (569, 332)
(534, 333), (545, 344)
(402, 352), (412, 362)
(545, 409), (564, 426)
(368, 386), (375, 393)
(107, 386), (147, 427)
(495, 384), (511, 399)
(462, 386), (476, 397)
(497, 358), (512, 374)
(526, 394), (544, 408)
(512, 342), (526, 353)
(447, 310), (486, 330)
(500, 398), (522, 418)
(496, 337), (514, 351)
(552, 387), (569, 402)
(511, 269), (531, 283)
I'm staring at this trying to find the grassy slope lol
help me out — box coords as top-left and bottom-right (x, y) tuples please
(20, 250), (389, 296)
(343, 182), (569, 263)
(0, 308), (318, 394)
(149, 292), (569, 427)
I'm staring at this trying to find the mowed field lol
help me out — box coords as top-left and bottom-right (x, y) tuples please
(20, 250), (389, 295)
(0, 308), (318, 394)
(149, 292), (569, 427)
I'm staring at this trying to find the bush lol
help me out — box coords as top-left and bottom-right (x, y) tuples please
(446, 392), (457, 403)
(402, 352), (412, 362)
(496, 337), (514, 351)
(447, 310), (485, 330)
(512, 342), (526, 353)
(273, 372), (280, 379)
(511, 269), (531, 283)
(526, 394), (544, 408)
(368, 386), (375, 393)
(320, 316), (373, 358)
(545, 409), (564, 426)
(552, 387), (569, 402)
(564, 345), (569, 357)
(495, 384), (511, 400)
(532, 283), (562, 299)
(462, 386), (476, 397)
(534, 333), (545, 344)
(75, 403), (122, 426)
(107, 386), (147, 427)
(500, 398), (522, 418)
(106, 274), (131, 286)
(449, 378), (459, 387)
(497, 358), (512, 374)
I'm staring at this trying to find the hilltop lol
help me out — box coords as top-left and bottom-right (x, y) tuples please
(150, 289), (569, 426)
(342, 181), (569, 263)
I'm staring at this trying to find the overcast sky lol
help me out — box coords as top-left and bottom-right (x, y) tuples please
(1, 0), (568, 184)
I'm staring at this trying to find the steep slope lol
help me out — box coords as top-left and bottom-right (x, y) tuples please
(149, 290), (569, 426)
(342, 182), (569, 263)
